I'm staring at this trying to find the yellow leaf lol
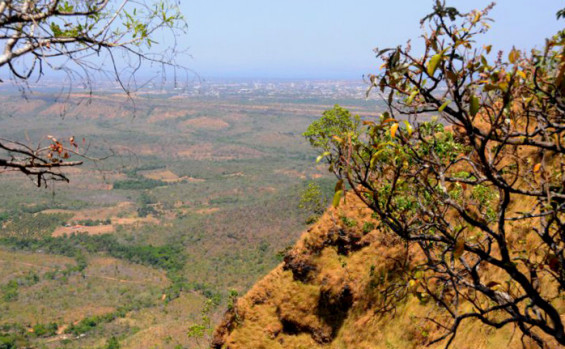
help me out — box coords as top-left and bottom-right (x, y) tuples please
(333, 190), (343, 208)
(517, 70), (526, 80)
(390, 123), (399, 138)
(427, 53), (443, 76)
(508, 48), (520, 64)
(403, 120), (413, 137)
(316, 151), (330, 163)
(533, 163), (542, 173)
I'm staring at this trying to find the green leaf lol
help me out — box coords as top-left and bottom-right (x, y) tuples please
(470, 95), (480, 116)
(438, 100), (451, 112)
(332, 190), (344, 208)
(50, 23), (62, 37)
(427, 53), (443, 76)
(406, 90), (418, 105)
(370, 149), (387, 168)
(403, 121), (413, 136)
(316, 151), (331, 163)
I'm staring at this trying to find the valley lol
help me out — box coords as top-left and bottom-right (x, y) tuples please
(0, 81), (377, 348)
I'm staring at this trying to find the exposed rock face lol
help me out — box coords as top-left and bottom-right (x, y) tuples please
(212, 194), (546, 349)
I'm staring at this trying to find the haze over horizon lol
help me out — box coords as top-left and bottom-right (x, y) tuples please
(1, 1), (563, 85)
(181, 1), (564, 80)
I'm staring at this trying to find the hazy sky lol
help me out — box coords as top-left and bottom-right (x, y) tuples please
(178, 1), (564, 79)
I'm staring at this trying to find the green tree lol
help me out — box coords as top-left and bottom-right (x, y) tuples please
(187, 299), (216, 347)
(298, 182), (326, 223)
(105, 336), (120, 349)
(307, 2), (565, 347)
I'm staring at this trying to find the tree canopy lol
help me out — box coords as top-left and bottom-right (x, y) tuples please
(307, 2), (565, 347)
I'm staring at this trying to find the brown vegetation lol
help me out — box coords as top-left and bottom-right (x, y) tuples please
(213, 193), (558, 349)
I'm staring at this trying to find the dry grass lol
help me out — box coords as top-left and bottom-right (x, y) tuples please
(183, 116), (230, 130)
(139, 169), (180, 181)
(139, 169), (205, 183)
(148, 108), (188, 123)
(178, 143), (264, 161)
(213, 194), (559, 349)
(52, 225), (114, 237)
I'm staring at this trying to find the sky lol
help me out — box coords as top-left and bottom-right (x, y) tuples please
(177, 1), (564, 80)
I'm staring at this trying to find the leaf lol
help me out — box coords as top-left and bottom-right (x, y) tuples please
(438, 100), (451, 112)
(335, 179), (344, 193)
(379, 77), (387, 92)
(389, 49), (400, 68)
(375, 48), (394, 57)
(406, 90), (418, 105)
(446, 70), (458, 84)
(508, 48), (520, 64)
(470, 94), (480, 116)
(390, 123), (399, 138)
(453, 239), (465, 259)
(427, 53), (443, 76)
(370, 150), (385, 168)
(533, 163), (542, 173)
(333, 190), (344, 208)
(403, 120), (413, 137)
(517, 70), (527, 80)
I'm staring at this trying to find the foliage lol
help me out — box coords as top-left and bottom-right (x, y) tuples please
(31, 323), (58, 338)
(0, 233), (186, 274)
(307, 2), (565, 347)
(1, 281), (18, 302)
(1, 212), (72, 238)
(71, 218), (112, 226)
(187, 298), (217, 346)
(105, 336), (121, 349)
(298, 182), (327, 223)
(113, 178), (167, 190)
(66, 304), (135, 336)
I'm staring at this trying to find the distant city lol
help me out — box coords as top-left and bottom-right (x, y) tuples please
(0, 77), (380, 101)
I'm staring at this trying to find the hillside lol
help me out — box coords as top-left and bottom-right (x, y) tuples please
(212, 193), (558, 349)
